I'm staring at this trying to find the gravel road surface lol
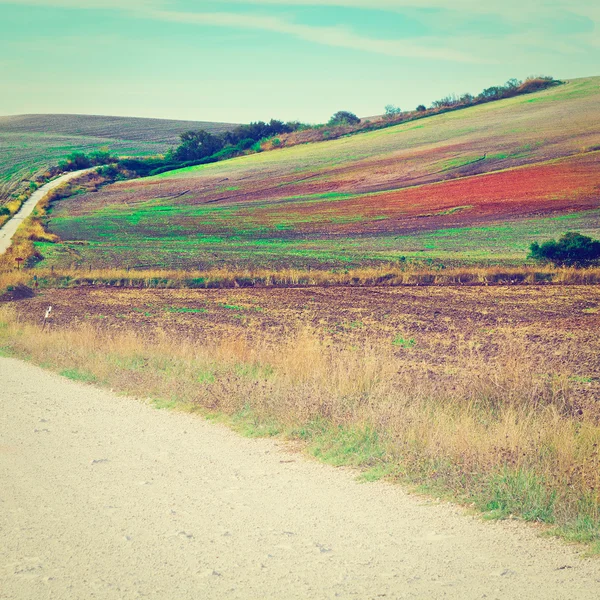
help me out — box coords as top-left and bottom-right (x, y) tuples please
(1, 356), (599, 599)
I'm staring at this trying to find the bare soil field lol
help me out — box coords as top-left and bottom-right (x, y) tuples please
(12, 285), (600, 404)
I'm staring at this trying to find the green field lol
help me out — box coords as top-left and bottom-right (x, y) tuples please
(38, 77), (600, 269)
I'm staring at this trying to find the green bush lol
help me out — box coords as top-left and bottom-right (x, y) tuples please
(328, 111), (360, 126)
(529, 232), (600, 266)
(384, 104), (402, 120)
(0, 206), (10, 216)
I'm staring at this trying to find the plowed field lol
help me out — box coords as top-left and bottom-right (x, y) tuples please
(12, 285), (600, 404)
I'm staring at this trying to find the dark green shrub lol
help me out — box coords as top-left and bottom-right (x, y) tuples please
(529, 232), (600, 266)
(236, 138), (256, 151)
(0, 206), (10, 216)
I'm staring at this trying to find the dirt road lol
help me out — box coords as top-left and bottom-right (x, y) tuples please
(1, 357), (599, 599)
(0, 169), (93, 255)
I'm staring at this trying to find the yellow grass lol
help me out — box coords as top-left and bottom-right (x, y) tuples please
(1, 264), (600, 296)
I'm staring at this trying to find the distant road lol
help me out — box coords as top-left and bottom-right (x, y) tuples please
(0, 168), (93, 255)
(1, 356), (599, 599)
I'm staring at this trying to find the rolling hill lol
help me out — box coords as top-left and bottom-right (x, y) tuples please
(42, 77), (600, 269)
(0, 114), (236, 202)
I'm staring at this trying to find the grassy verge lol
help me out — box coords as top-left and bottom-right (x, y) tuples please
(2, 264), (600, 298)
(0, 304), (598, 553)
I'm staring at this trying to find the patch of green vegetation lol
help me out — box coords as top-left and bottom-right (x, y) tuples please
(231, 405), (281, 438)
(197, 369), (216, 384)
(59, 367), (98, 384)
(357, 463), (398, 483)
(308, 425), (386, 468)
(151, 397), (179, 410)
(479, 469), (556, 523)
(0, 344), (13, 358)
(166, 306), (208, 314)
(234, 362), (274, 380)
(392, 336), (416, 348)
(550, 509), (600, 554)
(219, 303), (245, 311)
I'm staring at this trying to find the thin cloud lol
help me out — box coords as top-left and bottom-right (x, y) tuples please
(0, 0), (162, 8)
(2, 0), (595, 63)
(228, 0), (600, 23)
(145, 9), (484, 63)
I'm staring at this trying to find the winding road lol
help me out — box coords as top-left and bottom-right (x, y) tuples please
(0, 169), (93, 255)
(1, 357), (600, 599)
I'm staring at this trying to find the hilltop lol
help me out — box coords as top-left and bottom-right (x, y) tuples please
(0, 114), (236, 201)
(38, 77), (600, 269)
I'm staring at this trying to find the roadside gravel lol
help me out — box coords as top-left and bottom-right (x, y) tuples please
(1, 356), (599, 599)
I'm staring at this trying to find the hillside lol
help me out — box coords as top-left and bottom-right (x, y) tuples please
(43, 77), (600, 269)
(0, 114), (236, 202)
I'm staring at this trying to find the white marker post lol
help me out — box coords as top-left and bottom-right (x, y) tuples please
(42, 306), (52, 331)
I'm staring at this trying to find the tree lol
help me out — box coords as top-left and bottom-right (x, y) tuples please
(528, 232), (600, 266)
(384, 104), (402, 120)
(416, 104), (427, 112)
(174, 130), (224, 162)
(328, 111), (360, 126)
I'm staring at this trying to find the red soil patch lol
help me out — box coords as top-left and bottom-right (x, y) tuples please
(249, 152), (600, 234)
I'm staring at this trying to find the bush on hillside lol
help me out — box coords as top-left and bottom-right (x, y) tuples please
(416, 104), (427, 112)
(529, 232), (600, 266)
(0, 206), (10, 216)
(58, 150), (118, 172)
(328, 111), (361, 126)
(384, 105), (402, 120)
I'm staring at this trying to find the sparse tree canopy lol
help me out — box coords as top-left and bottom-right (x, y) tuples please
(384, 104), (402, 120)
(328, 111), (360, 126)
(528, 232), (600, 266)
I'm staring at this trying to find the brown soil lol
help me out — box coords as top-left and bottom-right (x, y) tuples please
(12, 285), (600, 401)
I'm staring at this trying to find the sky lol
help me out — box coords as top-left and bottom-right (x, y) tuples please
(0, 0), (598, 123)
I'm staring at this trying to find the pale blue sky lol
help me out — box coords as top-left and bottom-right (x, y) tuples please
(1, 0), (598, 123)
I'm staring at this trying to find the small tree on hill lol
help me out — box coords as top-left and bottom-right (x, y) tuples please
(328, 111), (360, 126)
(528, 232), (600, 267)
(174, 130), (223, 162)
(384, 104), (402, 120)
(416, 104), (427, 112)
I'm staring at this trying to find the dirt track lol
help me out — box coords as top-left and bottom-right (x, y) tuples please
(1, 356), (600, 600)
(0, 169), (93, 255)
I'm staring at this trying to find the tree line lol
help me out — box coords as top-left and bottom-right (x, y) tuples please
(54, 76), (561, 179)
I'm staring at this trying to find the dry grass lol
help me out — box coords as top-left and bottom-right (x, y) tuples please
(1, 264), (600, 296)
(0, 303), (598, 548)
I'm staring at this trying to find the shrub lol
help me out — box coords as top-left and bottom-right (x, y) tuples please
(0, 206), (10, 217)
(416, 104), (427, 112)
(236, 138), (256, 151)
(529, 232), (600, 266)
(328, 111), (360, 126)
(384, 105), (402, 120)
(96, 164), (120, 178)
(174, 130), (223, 162)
